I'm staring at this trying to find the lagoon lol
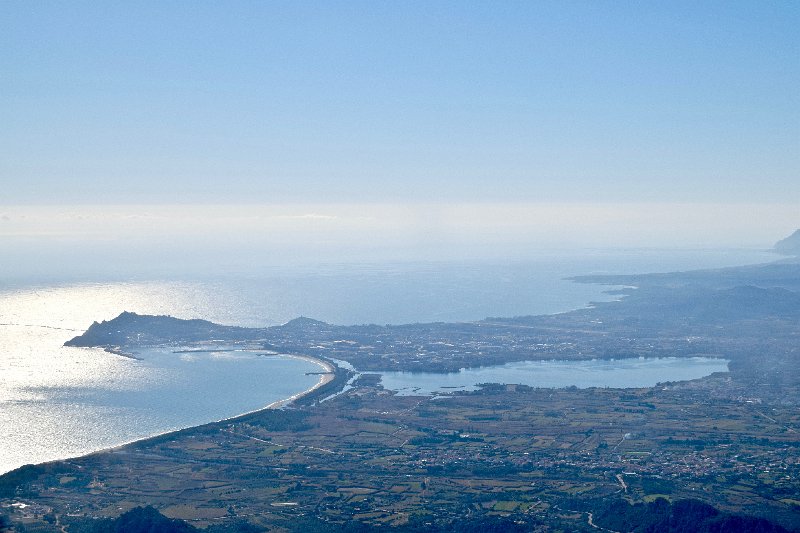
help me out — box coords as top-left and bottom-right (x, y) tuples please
(379, 357), (729, 395)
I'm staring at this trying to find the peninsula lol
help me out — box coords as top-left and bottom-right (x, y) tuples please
(2, 259), (799, 532)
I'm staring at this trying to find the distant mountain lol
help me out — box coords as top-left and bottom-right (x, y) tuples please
(774, 229), (800, 255)
(570, 261), (800, 292)
(281, 316), (330, 329)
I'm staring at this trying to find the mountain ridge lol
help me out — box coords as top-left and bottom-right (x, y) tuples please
(774, 229), (800, 255)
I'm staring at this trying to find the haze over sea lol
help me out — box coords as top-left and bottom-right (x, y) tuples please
(0, 248), (777, 474)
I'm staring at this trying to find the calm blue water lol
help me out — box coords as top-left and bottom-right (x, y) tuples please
(0, 343), (321, 475)
(380, 357), (730, 395)
(0, 249), (777, 474)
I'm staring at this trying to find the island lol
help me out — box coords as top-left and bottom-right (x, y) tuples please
(2, 258), (799, 532)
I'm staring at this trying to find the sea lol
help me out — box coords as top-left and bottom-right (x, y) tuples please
(0, 248), (777, 474)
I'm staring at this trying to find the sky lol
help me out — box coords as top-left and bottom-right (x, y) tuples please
(2, 1), (799, 269)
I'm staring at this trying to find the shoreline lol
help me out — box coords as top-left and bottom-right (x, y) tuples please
(264, 354), (336, 409)
(3, 252), (784, 477)
(0, 352), (340, 477)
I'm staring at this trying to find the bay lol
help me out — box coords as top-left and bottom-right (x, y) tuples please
(0, 248), (777, 474)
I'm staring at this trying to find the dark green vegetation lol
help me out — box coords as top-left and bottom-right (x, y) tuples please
(592, 498), (789, 532)
(3, 260), (800, 531)
(70, 506), (198, 533)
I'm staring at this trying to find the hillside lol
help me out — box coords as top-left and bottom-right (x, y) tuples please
(775, 229), (800, 256)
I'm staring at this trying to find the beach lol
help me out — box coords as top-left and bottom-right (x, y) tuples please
(265, 354), (336, 409)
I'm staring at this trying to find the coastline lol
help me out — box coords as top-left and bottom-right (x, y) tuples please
(2, 252), (786, 476)
(2, 252), (798, 531)
(0, 352), (340, 477)
(264, 354), (336, 409)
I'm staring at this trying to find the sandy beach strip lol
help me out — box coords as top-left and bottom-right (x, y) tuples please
(265, 354), (336, 409)
(0, 352), (340, 476)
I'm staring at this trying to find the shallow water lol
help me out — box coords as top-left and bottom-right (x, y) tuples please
(379, 357), (730, 395)
(0, 343), (320, 474)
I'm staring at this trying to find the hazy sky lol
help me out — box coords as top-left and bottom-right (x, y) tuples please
(2, 1), (798, 265)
